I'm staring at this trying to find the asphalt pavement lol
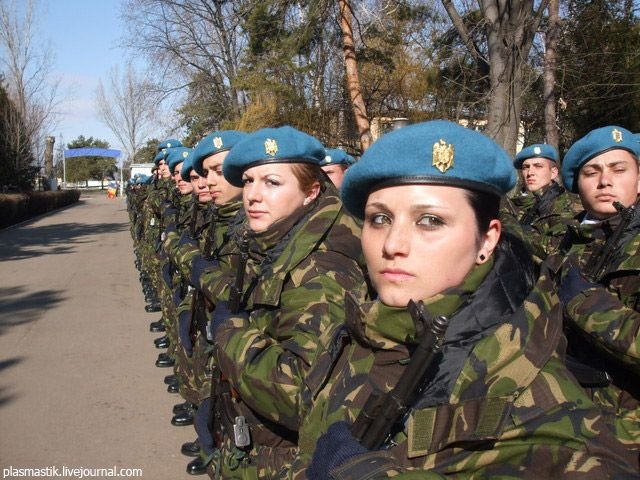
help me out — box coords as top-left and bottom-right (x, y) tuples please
(0, 192), (195, 479)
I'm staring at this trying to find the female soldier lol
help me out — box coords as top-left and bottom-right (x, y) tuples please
(202, 126), (368, 479)
(301, 120), (638, 479)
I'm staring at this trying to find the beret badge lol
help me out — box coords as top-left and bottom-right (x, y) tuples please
(213, 136), (223, 150)
(612, 128), (623, 143)
(432, 139), (454, 173)
(265, 138), (278, 157)
(533, 146), (541, 155)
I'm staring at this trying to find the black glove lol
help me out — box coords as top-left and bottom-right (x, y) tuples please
(207, 301), (247, 342)
(307, 421), (368, 480)
(177, 229), (197, 247)
(189, 255), (219, 288)
(178, 308), (194, 356)
(558, 266), (599, 305)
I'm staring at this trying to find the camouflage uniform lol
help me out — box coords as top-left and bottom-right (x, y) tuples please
(166, 199), (217, 401)
(209, 182), (368, 479)
(546, 204), (640, 454)
(138, 177), (174, 305)
(297, 234), (638, 479)
(501, 182), (582, 260)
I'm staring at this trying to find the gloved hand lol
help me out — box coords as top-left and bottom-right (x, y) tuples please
(161, 261), (173, 288)
(558, 266), (600, 305)
(307, 421), (368, 480)
(189, 255), (219, 288)
(178, 308), (194, 356)
(177, 229), (197, 248)
(207, 301), (247, 342)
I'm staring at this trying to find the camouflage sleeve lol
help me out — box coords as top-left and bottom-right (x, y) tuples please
(214, 270), (352, 432)
(564, 275), (640, 364)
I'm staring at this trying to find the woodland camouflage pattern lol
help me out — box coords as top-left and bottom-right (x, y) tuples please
(292, 234), (638, 479)
(500, 182), (582, 260)
(211, 182), (369, 479)
(546, 206), (640, 453)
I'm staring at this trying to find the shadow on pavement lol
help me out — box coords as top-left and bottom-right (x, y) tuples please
(0, 357), (23, 407)
(0, 222), (128, 262)
(0, 286), (65, 336)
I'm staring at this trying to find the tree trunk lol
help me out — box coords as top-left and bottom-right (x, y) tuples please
(482, 0), (540, 156)
(339, 0), (372, 152)
(544, 0), (560, 149)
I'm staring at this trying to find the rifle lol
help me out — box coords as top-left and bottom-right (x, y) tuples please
(351, 301), (449, 450)
(228, 230), (250, 314)
(189, 193), (199, 238)
(203, 204), (219, 261)
(583, 200), (638, 282)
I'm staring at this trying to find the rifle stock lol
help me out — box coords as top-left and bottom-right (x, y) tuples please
(351, 301), (449, 450)
(228, 231), (249, 314)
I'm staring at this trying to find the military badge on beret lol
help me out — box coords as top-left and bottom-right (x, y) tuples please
(213, 136), (223, 150)
(265, 138), (278, 157)
(612, 128), (623, 143)
(432, 139), (454, 173)
(533, 146), (541, 155)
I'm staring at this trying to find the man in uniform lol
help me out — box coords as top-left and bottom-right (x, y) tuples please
(549, 125), (640, 457)
(502, 143), (580, 259)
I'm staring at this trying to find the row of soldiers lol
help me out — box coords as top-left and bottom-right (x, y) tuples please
(126, 122), (640, 479)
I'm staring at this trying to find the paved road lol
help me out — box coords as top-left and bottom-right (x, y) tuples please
(0, 193), (194, 479)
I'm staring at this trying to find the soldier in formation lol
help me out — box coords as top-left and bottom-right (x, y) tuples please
(547, 125), (640, 460)
(500, 143), (581, 260)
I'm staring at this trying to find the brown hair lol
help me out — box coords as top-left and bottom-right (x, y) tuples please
(290, 162), (323, 194)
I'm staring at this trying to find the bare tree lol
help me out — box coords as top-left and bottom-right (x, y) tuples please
(441, 0), (549, 154)
(121, 0), (246, 123)
(95, 63), (161, 166)
(0, 0), (61, 171)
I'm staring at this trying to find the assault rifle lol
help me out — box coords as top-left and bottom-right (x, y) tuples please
(351, 301), (449, 450)
(583, 200), (638, 282)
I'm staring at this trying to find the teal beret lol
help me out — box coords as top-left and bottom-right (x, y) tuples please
(156, 138), (182, 152)
(179, 151), (195, 181)
(341, 120), (517, 219)
(192, 130), (248, 176)
(153, 149), (167, 165)
(166, 147), (192, 174)
(223, 126), (325, 187)
(562, 125), (640, 193)
(321, 148), (355, 167)
(514, 143), (559, 168)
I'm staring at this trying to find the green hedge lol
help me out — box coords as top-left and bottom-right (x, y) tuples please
(0, 190), (81, 228)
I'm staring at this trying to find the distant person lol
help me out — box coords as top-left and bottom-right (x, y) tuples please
(501, 144), (580, 259)
(319, 148), (355, 189)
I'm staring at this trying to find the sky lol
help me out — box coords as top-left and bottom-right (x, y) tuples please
(37, 0), (140, 155)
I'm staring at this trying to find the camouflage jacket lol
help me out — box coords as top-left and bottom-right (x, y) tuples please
(212, 183), (369, 477)
(545, 204), (640, 449)
(140, 177), (174, 250)
(500, 182), (581, 260)
(172, 201), (244, 345)
(294, 234), (637, 479)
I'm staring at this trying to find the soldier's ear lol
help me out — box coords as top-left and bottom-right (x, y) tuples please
(477, 219), (501, 265)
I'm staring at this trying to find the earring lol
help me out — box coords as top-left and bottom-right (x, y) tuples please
(478, 254), (486, 262)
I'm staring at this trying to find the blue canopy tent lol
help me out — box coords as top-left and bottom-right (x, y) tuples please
(63, 148), (122, 194)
